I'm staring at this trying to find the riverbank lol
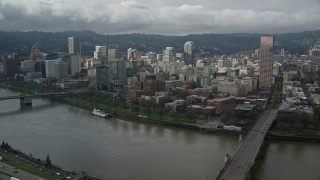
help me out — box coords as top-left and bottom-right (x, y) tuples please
(2, 81), (320, 142)
(267, 132), (320, 143)
(0, 143), (68, 180)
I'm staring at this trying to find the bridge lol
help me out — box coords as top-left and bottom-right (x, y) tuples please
(216, 108), (278, 180)
(0, 92), (73, 106)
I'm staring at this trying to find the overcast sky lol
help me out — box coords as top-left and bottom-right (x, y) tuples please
(0, 0), (320, 35)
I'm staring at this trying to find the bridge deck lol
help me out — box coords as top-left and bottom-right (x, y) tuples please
(217, 108), (277, 180)
(0, 92), (72, 101)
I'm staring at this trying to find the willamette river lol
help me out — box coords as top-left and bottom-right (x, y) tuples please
(0, 88), (320, 180)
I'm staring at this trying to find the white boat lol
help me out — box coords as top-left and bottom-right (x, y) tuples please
(92, 108), (112, 118)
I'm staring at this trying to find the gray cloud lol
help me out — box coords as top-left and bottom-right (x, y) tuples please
(0, 0), (320, 35)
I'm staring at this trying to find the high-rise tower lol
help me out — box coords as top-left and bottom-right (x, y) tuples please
(94, 46), (108, 64)
(163, 47), (175, 62)
(68, 37), (81, 55)
(108, 49), (121, 61)
(30, 44), (41, 61)
(259, 36), (274, 90)
(184, 41), (194, 66)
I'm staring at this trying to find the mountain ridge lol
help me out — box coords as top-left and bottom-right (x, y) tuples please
(0, 30), (319, 56)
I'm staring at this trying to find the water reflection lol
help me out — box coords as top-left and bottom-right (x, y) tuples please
(1, 88), (320, 180)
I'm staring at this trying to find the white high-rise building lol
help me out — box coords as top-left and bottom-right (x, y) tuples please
(45, 59), (60, 78)
(94, 46), (107, 65)
(280, 48), (285, 56)
(68, 37), (81, 55)
(184, 41), (194, 66)
(45, 59), (68, 79)
(163, 47), (175, 62)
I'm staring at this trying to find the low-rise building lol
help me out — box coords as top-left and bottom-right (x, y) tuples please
(207, 96), (235, 114)
(217, 82), (248, 97)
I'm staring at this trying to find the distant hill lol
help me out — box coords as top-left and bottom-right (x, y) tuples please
(0, 30), (319, 57)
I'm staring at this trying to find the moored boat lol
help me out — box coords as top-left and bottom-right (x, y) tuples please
(92, 108), (112, 118)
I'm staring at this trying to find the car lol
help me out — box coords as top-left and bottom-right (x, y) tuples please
(56, 172), (61, 176)
(0, 165), (4, 168)
(14, 170), (19, 173)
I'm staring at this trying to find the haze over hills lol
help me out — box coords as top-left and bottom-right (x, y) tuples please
(0, 30), (320, 57)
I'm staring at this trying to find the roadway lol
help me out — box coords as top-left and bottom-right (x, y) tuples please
(0, 161), (45, 180)
(217, 108), (278, 180)
(0, 92), (76, 101)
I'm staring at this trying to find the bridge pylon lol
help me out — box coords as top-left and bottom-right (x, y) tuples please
(20, 96), (32, 106)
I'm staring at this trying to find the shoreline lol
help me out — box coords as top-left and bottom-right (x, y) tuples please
(2, 85), (320, 143)
(267, 133), (320, 143)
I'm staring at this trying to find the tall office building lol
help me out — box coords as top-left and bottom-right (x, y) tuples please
(108, 49), (121, 61)
(109, 59), (127, 85)
(94, 46), (107, 65)
(3, 58), (18, 77)
(184, 41), (194, 66)
(68, 37), (81, 55)
(163, 47), (175, 62)
(70, 54), (82, 76)
(127, 48), (139, 61)
(45, 59), (68, 79)
(259, 36), (274, 90)
(45, 59), (59, 78)
(30, 44), (41, 61)
(280, 48), (285, 56)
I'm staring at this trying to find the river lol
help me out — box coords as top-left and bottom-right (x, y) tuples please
(0, 88), (320, 180)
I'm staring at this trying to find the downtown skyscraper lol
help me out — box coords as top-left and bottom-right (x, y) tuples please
(94, 46), (108, 65)
(68, 37), (81, 76)
(184, 41), (194, 66)
(68, 37), (81, 55)
(259, 36), (274, 90)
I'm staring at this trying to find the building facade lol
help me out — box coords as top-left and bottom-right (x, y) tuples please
(30, 44), (41, 61)
(109, 59), (126, 85)
(94, 46), (108, 65)
(68, 37), (81, 55)
(259, 36), (274, 89)
(184, 41), (194, 66)
(70, 54), (82, 76)
(108, 49), (121, 61)
(163, 47), (175, 62)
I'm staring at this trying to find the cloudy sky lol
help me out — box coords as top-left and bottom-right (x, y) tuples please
(0, 0), (320, 35)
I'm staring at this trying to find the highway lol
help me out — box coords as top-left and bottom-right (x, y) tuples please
(0, 161), (45, 180)
(217, 108), (278, 180)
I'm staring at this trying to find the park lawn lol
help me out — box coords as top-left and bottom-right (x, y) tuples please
(63, 96), (198, 124)
(299, 128), (320, 137)
(0, 152), (58, 180)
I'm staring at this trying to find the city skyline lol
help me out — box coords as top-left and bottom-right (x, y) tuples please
(0, 0), (320, 35)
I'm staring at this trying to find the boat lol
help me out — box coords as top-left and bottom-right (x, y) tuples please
(92, 108), (112, 118)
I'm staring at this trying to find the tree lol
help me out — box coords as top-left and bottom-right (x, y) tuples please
(132, 104), (140, 115)
(46, 155), (52, 168)
(143, 101), (152, 117)
(299, 112), (312, 128)
(272, 91), (281, 108)
(220, 106), (235, 125)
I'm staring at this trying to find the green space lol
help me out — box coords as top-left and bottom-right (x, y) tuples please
(271, 128), (320, 138)
(0, 152), (58, 180)
(64, 96), (197, 124)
